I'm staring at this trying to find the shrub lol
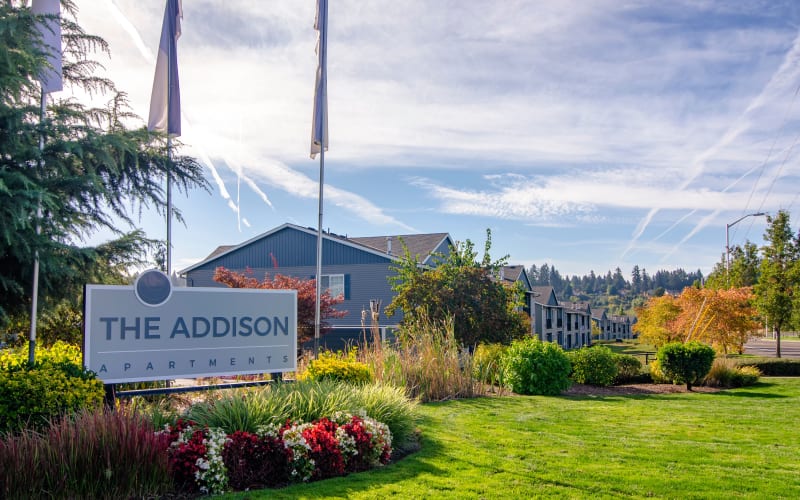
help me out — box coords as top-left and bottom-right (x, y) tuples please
(0, 408), (172, 499)
(0, 361), (104, 432)
(473, 343), (507, 386)
(501, 338), (571, 395)
(614, 354), (644, 384)
(736, 358), (800, 376)
(657, 341), (716, 390)
(38, 301), (84, 346)
(0, 340), (82, 368)
(704, 358), (761, 388)
(567, 346), (618, 386)
(299, 349), (373, 385)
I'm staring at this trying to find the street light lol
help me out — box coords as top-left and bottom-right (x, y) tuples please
(726, 212), (767, 284)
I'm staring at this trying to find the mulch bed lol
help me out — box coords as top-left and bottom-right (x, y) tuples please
(563, 383), (720, 396)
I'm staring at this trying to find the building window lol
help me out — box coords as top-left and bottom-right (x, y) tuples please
(321, 274), (345, 298)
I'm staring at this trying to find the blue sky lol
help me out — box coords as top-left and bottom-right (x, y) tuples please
(69, 0), (800, 278)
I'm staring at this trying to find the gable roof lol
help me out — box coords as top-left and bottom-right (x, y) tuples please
(497, 265), (531, 290)
(590, 307), (608, 320)
(349, 233), (452, 266)
(531, 286), (559, 307)
(180, 223), (452, 275)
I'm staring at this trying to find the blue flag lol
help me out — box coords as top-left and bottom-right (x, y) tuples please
(148, 0), (182, 137)
(32, 0), (62, 94)
(310, 0), (328, 159)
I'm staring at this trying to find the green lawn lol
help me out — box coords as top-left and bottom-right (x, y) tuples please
(597, 339), (658, 363)
(229, 378), (800, 499)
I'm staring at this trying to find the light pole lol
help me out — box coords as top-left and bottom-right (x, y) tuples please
(726, 212), (767, 285)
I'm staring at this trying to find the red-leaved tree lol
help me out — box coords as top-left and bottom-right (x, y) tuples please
(213, 267), (347, 343)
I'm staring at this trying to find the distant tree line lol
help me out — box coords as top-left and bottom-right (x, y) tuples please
(527, 263), (704, 315)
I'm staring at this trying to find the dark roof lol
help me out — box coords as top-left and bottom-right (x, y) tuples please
(531, 286), (559, 306)
(349, 233), (450, 264)
(499, 265), (525, 284)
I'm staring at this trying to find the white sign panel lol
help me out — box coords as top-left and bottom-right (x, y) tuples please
(84, 272), (297, 383)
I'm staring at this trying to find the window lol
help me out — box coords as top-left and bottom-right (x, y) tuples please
(321, 274), (345, 298)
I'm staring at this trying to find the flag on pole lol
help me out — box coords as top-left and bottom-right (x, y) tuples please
(148, 0), (182, 137)
(32, 0), (62, 94)
(310, 0), (328, 159)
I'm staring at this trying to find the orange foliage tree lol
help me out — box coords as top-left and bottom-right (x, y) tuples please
(213, 267), (347, 343)
(634, 287), (758, 354)
(679, 287), (758, 354)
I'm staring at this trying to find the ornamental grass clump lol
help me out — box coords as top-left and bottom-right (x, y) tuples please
(703, 357), (761, 388)
(473, 343), (507, 387)
(501, 338), (571, 395)
(0, 408), (172, 499)
(362, 312), (480, 402)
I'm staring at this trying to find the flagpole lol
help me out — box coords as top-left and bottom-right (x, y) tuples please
(314, 148), (324, 357)
(166, 136), (172, 276)
(28, 89), (46, 363)
(29, 0), (62, 363)
(312, 0), (328, 358)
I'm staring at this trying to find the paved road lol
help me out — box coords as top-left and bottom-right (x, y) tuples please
(744, 338), (800, 358)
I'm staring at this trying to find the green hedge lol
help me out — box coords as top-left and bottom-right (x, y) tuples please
(736, 358), (800, 376)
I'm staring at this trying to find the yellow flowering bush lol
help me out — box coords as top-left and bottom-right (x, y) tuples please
(299, 350), (373, 385)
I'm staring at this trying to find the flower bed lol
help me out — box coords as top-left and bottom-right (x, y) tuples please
(159, 411), (392, 495)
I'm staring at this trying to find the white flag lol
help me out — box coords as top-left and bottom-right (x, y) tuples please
(32, 0), (62, 94)
(148, 0), (182, 137)
(310, 0), (328, 159)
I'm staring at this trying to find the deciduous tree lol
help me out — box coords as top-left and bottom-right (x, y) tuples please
(386, 230), (528, 346)
(213, 267), (346, 343)
(679, 287), (758, 354)
(633, 295), (682, 347)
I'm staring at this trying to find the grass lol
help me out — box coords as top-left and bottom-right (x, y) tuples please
(596, 339), (658, 364)
(226, 377), (800, 499)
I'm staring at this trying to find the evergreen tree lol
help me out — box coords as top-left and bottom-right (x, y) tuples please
(631, 265), (642, 293)
(0, 2), (207, 324)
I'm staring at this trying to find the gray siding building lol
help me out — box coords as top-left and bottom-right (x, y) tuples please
(180, 223), (453, 331)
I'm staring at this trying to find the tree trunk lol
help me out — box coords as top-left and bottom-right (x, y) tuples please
(776, 326), (782, 358)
